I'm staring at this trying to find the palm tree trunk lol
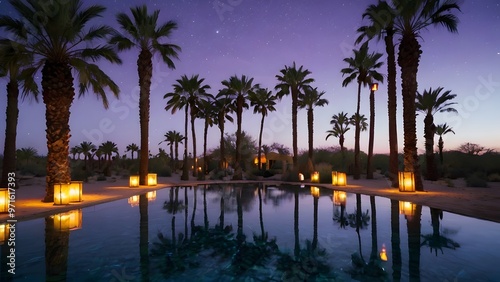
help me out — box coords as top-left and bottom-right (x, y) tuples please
(390, 199), (402, 280)
(139, 194), (149, 280)
(354, 81), (362, 179)
(407, 204), (422, 280)
(190, 108), (197, 177)
(307, 108), (314, 173)
(438, 137), (444, 164)
(138, 49), (153, 186)
(367, 89), (375, 179)
(181, 105), (189, 180)
(1, 80), (19, 188)
(398, 33), (423, 191)
(233, 95), (244, 180)
(424, 114), (438, 180)
(258, 113), (265, 171)
(292, 89), (298, 168)
(202, 119), (209, 180)
(218, 112), (226, 170)
(369, 196), (378, 263)
(42, 61), (74, 202)
(169, 143), (174, 169)
(386, 30), (399, 188)
(45, 216), (70, 281)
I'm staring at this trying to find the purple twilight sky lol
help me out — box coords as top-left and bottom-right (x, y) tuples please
(0, 0), (499, 158)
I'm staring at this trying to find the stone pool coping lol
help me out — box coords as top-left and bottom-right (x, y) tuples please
(2, 173), (499, 224)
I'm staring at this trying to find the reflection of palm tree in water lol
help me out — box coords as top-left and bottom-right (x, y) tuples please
(139, 194), (149, 281)
(349, 194), (370, 266)
(421, 208), (460, 256)
(333, 203), (349, 228)
(45, 217), (70, 281)
(391, 199), (402, 281)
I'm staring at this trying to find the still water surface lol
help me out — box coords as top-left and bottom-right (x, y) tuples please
(3, 184), (500, 281)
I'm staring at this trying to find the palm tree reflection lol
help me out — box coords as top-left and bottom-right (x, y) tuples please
(421, 208), (460, 256)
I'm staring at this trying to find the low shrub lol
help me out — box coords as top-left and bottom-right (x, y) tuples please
(465, 172), (488, 187)
(488, 173), (500, 182)
(316, 163), (333, 184)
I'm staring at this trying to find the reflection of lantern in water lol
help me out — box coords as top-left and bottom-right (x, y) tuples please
(398, 171), (415, 192)
(311, 172), (320, 183)
(146, 191), (157, 201)
(0, 223), (8, 244)
(379, 243), (388, 261)
(128, 195), (139, 207)
(52, 209), (82, 231)
(54, 183), (71, 205)
(147, 173), (157, 186)
(331, 171), (347, 186)
(333, 190), (347, 206)
(0, 188), (9, 213)
(310, 186), (320, 198)
(69, 181), (83, 202)
(129, 175), (139, 187)
(399, 201), (417, 217)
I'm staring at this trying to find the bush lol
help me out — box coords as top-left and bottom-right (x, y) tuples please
(281, 168), (300, 182)
(263, 170), (275, 178)
(465, 172), (488, 187)
(316, 163), (333, 184)
(155, 166), (172, 177)
(488, 173), (500, 182)
(19, 162), (46, 177)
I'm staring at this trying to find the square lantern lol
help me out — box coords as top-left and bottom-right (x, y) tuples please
(52, 209), (82, 231)
(0, 223), (8, 245)
(54, 183), (71, 205)
(311, 171), (320, 183)
(399, 201), (417, 217)
(147, 173), (157, 186)
(69, 181), (83, 202)
(398, 172), (415, 192)
(333, 190), (347, 206)
(332, 171), (347, 186)
(0, 188), (9, 213)
(146, 191), (157, 202)
(129, 175), (140, 187)
(310, 186), (320, 198)
(128, 195), (139, 207)
(298, 173), (304, 182)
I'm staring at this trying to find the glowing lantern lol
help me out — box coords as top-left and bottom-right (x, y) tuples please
(331, 171), (347, 186)
(371, 83), (379, 91)
(146, 191), (157, 201)
(0, 223), (8, 244)
(399, 201), (417, 217)
(147, 173), (157, 186)
(129, 175), (140, 187)
(311, 171), (320, 183)
(310, 186), (320, 198)
(253, 154), (267, 165)
(0, 188), (9, 213)
(69, 181), (83, 202)
(379, 244), (388, 261)
(52, 209), (82, 231)
(54, 183), (71, 205)
(128, 195), (139, 207)
(298, 173), (304, 182)
(398, 171), (415, 192)
(333, 190), (347, 206)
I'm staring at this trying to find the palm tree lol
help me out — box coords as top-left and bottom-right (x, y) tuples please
(110, 5), (180, 185)
(394, 0), (461, 191)
(172, 131), (185, 171)
(275, 62), (314, 168)
(165, 89), (189, 179)
(197, 95), (217, 179)
(16, 147), (37, 166)
(435, 123), (455, 165)
(248, 88), (278, 171)
(70, 146), (82, 160)
(165, 74), (210, 179)
(221, 75), (257, 180)
(1, 0), (122, 202)
(357, 1), (399, 186)
(79, 141), (96, 172)
(326, 111), (351, 166)
(366, 81), (383, 180)
(125, 143), (139, 160)
(214, 89), (234, 170)
(341, 42), (383, 179)
(0, 39), (38, 188)
(416, 87), (457, 180)
(159, 132), (175, 168)
(350, 113), (368, 175)
(99, 141), (118, 176)
(298, 86), (329, 173)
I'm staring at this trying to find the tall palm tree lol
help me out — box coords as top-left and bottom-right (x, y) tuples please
(214, 89), (234, 170)
(416, 87), (457, 180)
(357, 0), (399, 186)
(350, 113), (368, 175)
(0, 0), (121, 201)
(221, 75), (257, 180)
(275, 62), (314, 168)
(326, 111), (351, 168)
(197, 95), (217, 179)
(298, 86), (329, 173)
(70, 146), (82, 160)
(435, 123), (455, 165)
(367, 81), (383, 180)
(172, 131), (185, 171)
(125, 143), (139, 160)
(16, 147), (37, 166)
(99, 141), (118, 176)
(394, 0), (461, 191)
(0, 39), (38, 188)
(248, 88), (278, 171)
(159, 132), (175, 168)
(79, 141), (96, 172)
(341, 42), (384, 179)
(164, 89), (189, 179)
(110, 5), (180, 185)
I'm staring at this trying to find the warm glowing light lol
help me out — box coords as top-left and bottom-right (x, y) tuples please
(331, 171), (347, 186)
(198, 166), (202, 172)
(69, 181), (83, 202)
(52, 209), (82, 231)
(311, 171), (320, 183)
(147, 173), (157, 186)
(146, 191), (157, 201)
(0, 188), (9, 213)
(129, 175), (139, 187)
(128, 195), (139, 207)
(399, 201), (416, 216)
(379, 244), (388, 261)
(333, 190), (347, 206)
(54, 183), (71, 205)
(0, 223), (8, 244)
(398, 171), (415, 192)
(310, 186), (320, 198)
(371, 83), (379, 91)
(298, 173), (304, 182)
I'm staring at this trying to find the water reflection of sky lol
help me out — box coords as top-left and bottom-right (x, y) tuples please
(6, 184), (500, 281)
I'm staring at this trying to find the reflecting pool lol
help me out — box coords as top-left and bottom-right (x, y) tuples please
(2, 184), (500, 281)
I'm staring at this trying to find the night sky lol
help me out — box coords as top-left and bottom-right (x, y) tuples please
(0, 0), (499, 158)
